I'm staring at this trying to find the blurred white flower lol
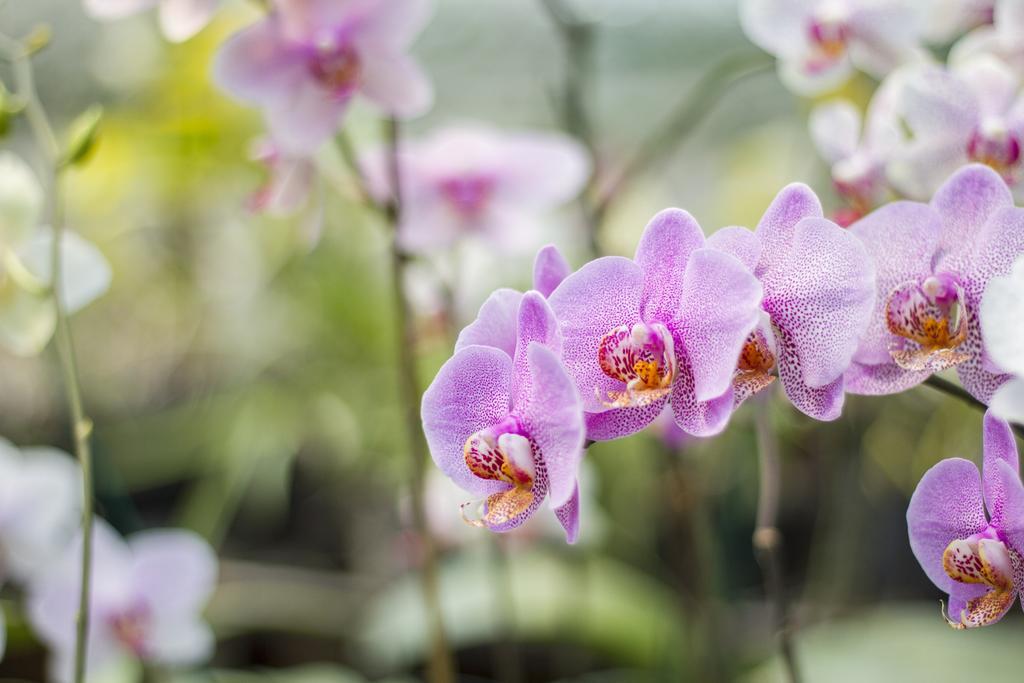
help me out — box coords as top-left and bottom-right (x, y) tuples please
(915, 0), (994, 44)
(950, 0), (1024, 74)
(809, 72), (903, 222)
(83, 0), (221, 43)
(887, 55), (1024, 199)
(29, 520), (218, 683)
(0, 153), (112, 356)
(740, 0), (924, 96)
(360, 123), (591, 253)
(981, 254), (1024, 423)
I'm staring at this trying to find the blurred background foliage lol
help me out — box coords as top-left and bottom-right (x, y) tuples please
(1, 0), (1022, 681)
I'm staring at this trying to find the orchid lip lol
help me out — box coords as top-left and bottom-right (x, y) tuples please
(733, 325), (777, 405)
(308, 42), (361, 99)
(885, 273), (970, 372)
(941, 534), (1020, 629)
(967, 124), (1022, 183)
(596, 321), (676, 408)
(461, 421), (542, 530)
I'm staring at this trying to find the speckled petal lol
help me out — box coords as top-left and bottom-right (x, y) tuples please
(519, 343), (584, 508)
(533, 244), (572, 297)
(774, 323), (846, 420)
(754, 182), (823, 269)
(983, 411), (1020, 527)
(548, 256), (645, 414)
(993, 459), (1024, 560)
(584, 399), (666, 442)
(848, 201), (944, 365)
(677, 248), (763, 402)
(634, 209), (706, 323)
(706, 226), (762, 272)
(511, 292), (562, 405)
(931, 164), (1014, 264)
(455, 288), (522, 357)
(759, 216), (876, 391)
(907, 457), (989, 594)
(421, 346), (513, 498)
(844, 359), (931, 395)
(554, 483), (580, 544)
(670, 354), (736, 437)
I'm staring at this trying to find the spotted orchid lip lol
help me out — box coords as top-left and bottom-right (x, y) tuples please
(461, 425), (540, 530)
(733, 325), (777, 406)
(596, 321), (676, 408)
(885, 273), (970, 372)
(942, 535), (1019, 629)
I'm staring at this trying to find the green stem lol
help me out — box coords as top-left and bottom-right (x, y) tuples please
(752, 400), (801, 683)
(923, 375), (1024, 439)
(382, 119), (456, 683)
(0, 30), (95, 683)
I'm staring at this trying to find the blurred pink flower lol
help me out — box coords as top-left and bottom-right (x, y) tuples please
(83, 0), (221, 42)
(361, 124), (591, 252)
(29, 520), (217, 683)
(247, 137), (323, 246)
(740, 0), (924, 95)
(950, 0), (1024, 73)
(214, 0), (433, 155)
(918, 0), (994, 44)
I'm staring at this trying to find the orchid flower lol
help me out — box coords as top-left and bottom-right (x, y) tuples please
(421, 291), (585, 541)
(547, 209), (763, 440)
(846, 164), (1024, 401)
(83, 0), (221, 42)
(214, 0), (433, 155)
(888, 55), (1024, 199)
(0, 153), (111, 356)
(908, 411), (1024, 629)
(361, 124), (590, 253)
(247, 137), (323, 247)
(981, 254), (1024, 423)
(950, 0), (1024, 74)
(809, 77), (903, 223)
(917, 0), (994, 44)
(701, 184), (876, 423)
(28, 520), (217, 683)
(740, 0), (923, 96)
(0, 439), (81, 662)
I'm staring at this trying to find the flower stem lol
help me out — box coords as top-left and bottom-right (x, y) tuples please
(752, 399), (801, 683)
(0, 29), (95, 683)
(923, 376), (1024, 439)
(383, 118), (456, 683)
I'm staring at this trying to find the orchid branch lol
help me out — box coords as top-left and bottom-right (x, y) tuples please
(0, 28), (95, 683)
(382, 118), (456, 683)
(923, 376), (1024, 440)
(752, 399), (802, 683)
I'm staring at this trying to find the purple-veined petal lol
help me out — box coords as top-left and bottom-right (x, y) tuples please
(670, 354), (736, 437)
(983, 410), (1020, 527)
(533, 244), (571, 297)
(634, 208), (705, 323)
(810, 100), (862, 163)
(907, 457), (989, 594)
(993, 459), (1024, 559)
(158, 0), (218, 42)
(774, 323), (847, 420)
(548, 256), (645, 414)
(754, 182), (823, 269)
(358, 49), (433, 119)
(455, 288), (522, 358)
(554, 482), (580, 544)
(511, 292), (562, 405)
(848, 201), (943, 365)
(518, 343), (584, 508)
(931, 164), (1014, 262)
(844, 359), (931, 395)
(421, 345), (514, 498)
(760, 216), (875, 390)
(584, 399), (666, 442)
(706, 225), (762, 272)
(677, 248), (763, 402)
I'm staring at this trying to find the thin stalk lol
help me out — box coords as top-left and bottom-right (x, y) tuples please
(592, 51), (774, 226)
(0, 30), (95, 683)
(752, 400), (801, 683)
(923, 375), (1024, 439)
(383, 118), (456, 683)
